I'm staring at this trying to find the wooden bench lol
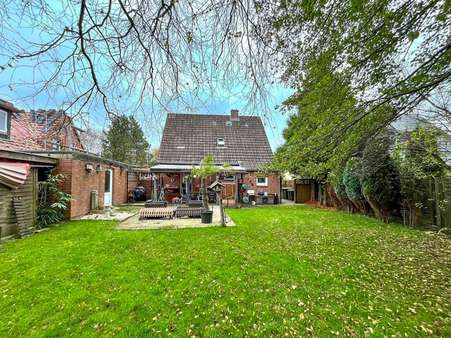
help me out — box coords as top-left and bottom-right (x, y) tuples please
(139, 207), (174, 219)
(174, 207), (203, 218)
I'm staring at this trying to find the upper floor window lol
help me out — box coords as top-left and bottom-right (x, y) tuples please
(217, 137), (225, 146)
(256, 177), (268, 186)
(51, 138), (61, 150)
(0, 110), (8, 136)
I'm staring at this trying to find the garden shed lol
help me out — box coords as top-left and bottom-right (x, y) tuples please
(0, 149), (56, 239)
(294, 179), (319, 204)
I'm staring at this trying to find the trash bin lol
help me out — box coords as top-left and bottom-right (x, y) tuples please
(267, 194), (274, 204)
(201, 210), (213, 223)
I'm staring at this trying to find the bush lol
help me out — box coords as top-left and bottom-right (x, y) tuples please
(342, 157), (367, 213)
(37, 174), (71, 228)
(329, 168), (353, 210)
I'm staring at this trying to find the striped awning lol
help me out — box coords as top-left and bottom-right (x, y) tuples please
(0, 162), (31, 189)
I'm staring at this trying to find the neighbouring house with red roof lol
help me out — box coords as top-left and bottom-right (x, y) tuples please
(151, 110), (281, 206)
(0, 100), (84, 152)
(0, 100), (130, 239)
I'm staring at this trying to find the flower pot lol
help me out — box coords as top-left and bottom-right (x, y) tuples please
(201, 210), (213, 224)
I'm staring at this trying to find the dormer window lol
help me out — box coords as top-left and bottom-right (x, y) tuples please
(51, 138), (61, 150)
(0, 109), (9, 138)
(217, 137), (225, 146)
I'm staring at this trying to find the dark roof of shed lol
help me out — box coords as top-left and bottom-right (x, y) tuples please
(158, 113), (273, 170)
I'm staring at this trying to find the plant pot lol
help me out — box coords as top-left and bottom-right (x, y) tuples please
(201, 210), (213, 224)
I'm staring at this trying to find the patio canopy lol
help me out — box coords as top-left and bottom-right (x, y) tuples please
(0, 162), (31, 189)
(150, 163), (248, 173)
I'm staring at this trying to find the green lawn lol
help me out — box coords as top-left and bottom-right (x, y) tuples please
(0, 205), (449, 337)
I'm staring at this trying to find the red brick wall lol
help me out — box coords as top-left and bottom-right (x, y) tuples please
(127, 172), (138, 192)
(112, 166), (128, 205)
(242, 172), (280, 196)
(56, 158), (74, 195)
(128, 172), (152, 200)
(56, 159), (128, 219)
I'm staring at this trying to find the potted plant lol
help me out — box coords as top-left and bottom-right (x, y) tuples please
(192, 155), (230, 224)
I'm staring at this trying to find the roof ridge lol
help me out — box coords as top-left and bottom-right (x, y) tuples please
(168, 112), (261, 118)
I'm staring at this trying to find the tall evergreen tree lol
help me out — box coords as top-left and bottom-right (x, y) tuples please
(360, 132), (401, 222)
(102, 116), (150, 166)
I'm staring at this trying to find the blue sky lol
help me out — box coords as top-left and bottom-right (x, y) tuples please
(0, 72), (293, 150)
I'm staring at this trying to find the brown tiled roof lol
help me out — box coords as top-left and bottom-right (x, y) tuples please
(158, 113), (273, 170)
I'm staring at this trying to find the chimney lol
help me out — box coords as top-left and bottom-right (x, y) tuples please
(230, 109), (239, 121)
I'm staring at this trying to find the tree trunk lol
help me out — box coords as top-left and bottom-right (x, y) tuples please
(201, 177), (208, 210)
(366, 195), (389, 223)
(408, 202), (417, 227)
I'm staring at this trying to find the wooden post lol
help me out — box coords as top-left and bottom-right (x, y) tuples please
(201, 176), (208, 210)
(180, 173), (183, 198)
(294, 181), (297, 204)
(234, 174), (239, 207)
(152, 174), (158, 201)
(218, 191), (225, 226)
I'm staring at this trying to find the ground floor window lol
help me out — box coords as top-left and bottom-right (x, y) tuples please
(256, 177), (268, 186)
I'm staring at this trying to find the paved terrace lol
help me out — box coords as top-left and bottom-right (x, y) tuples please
(118, 205), (235, 230)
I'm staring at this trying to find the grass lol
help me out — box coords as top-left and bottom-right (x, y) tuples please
(0, 205), (449, 337)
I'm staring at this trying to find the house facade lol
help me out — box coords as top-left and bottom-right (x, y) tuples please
(0, 100), (130, 237)
(151, 110), (280, 205)
(0, 100), (84, 152)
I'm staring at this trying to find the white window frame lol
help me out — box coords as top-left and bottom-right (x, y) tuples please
(51, 138), (61, 150)
(0, 110), (7, 134)
(256, 177), (268, 186)
(216, 137), (225, 146)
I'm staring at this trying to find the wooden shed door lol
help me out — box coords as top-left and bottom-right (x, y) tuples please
(221, 183), (235, 201)
(296, 184), (311, 203)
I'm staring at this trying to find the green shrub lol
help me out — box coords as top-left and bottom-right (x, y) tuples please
(37, 174), (71, 228)
(329, 168), (352, 210)
(342, 157), (367, 212)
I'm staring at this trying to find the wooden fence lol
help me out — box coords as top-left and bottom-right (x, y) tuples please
(416, 177), (451, 228)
